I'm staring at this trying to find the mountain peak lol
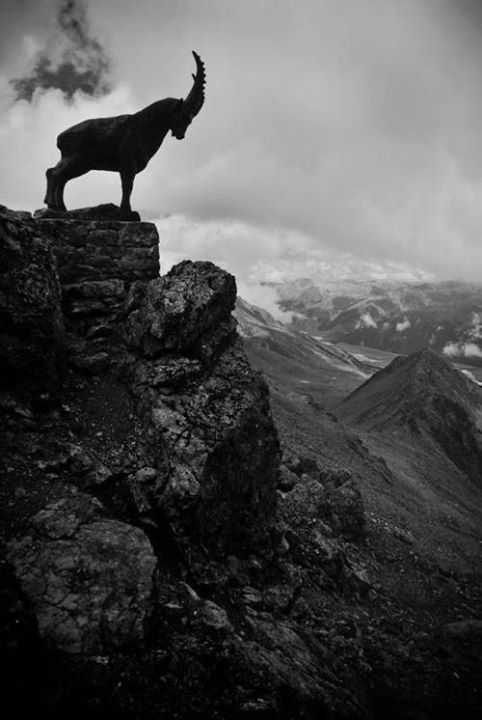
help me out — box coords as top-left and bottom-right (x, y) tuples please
(337, 347), (482, 433)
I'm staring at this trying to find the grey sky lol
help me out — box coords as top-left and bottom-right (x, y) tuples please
(1, 0), (482, 291)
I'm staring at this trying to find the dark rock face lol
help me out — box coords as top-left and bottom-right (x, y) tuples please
(36, 215), (159, 285)
(7, 492), (157, 655)
(36, 213), (159, 373)
(0, 205), (64, 396)
(3, 207), (481, 720)
(125, 260), (281, 553)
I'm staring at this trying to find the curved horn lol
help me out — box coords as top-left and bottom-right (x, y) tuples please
(183, 50), (206, 117)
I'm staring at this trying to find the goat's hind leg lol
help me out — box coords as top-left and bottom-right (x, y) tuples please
(44, 160), (68, 211)
(44, 166), (58, 209)
(53, 176), (68, 212)
(46, 156), (88, 211)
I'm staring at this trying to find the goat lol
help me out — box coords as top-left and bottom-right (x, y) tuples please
(44, 51), (205, 212)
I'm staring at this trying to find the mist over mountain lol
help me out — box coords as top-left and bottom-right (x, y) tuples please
(270, 277), (482, 365)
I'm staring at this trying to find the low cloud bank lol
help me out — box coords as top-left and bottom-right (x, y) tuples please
(357, 313), (378, 329)
(443, 341), (482, 359)
(396, 318), (411, 332)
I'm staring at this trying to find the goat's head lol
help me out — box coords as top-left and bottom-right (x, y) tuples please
(170, 102), (194, 140)
(170, 51), (206, 140)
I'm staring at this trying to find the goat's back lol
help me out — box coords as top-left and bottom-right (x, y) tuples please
(57, 114), (133, 155)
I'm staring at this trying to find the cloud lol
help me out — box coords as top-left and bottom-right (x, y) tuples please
(235, 282), (295, 324)
(154, 214), (317, 280)
(443, 341), (482, 358)
(396, 318), (411, 332)
(357, 313), (378, 329)
(10, 0), (111, 101)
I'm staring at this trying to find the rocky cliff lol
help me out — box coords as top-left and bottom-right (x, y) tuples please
(1, 205), (481, 720)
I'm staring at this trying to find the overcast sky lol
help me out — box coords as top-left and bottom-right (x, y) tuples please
(2, 0), (482, 302)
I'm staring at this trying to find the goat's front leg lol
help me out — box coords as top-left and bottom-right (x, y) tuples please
(120, 169), (135, 211)
(44, 167), (56, 208)
(54, 178), (67, 212)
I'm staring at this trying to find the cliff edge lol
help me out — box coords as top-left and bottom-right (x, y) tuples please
(1, 205), (481, 720)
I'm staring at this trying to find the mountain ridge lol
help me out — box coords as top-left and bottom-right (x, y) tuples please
(337, 347), (482, 486)
(270, 277), (482, 364)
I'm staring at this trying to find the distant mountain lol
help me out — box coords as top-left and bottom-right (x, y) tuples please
(271, 279), (482, 365)
(234, 297), (382, 408)
(337, 348), (482, 484)
(235, 298), (482, 578)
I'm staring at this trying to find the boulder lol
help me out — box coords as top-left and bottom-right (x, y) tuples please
(7, 493), (157, 655)
(123, 260), (237, 361)
(318, 467), (366, 542)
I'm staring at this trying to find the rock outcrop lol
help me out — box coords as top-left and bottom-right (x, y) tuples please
(0, 206), (64, 398)
(123, 260), (280, 554)
(2, 206), (481, 720)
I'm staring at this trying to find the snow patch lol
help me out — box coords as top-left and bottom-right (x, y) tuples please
(460, 369), (482, 386)
(469, 312), (482, 340)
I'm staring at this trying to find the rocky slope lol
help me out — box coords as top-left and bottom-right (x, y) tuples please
(1, 206), (481, 719)
(235, 297), (377, 409)
(337, 348), (482, 484)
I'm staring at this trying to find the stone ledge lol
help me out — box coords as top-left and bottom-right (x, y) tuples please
(35, 217), (160, 285)
(33, 203), (141, 222)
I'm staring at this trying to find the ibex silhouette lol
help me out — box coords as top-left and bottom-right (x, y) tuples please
(44, 51), (206, 212)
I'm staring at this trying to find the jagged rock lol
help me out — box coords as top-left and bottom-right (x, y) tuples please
(123, 260), (237, 361)
(280, 456), (365, 542)
(191, 599), (233, 634)
(345, 563), (372, 597)
(124, 261), (281, 554)
(7, 493), (157, 655)
(278, 464), (300, 491)
(277, 479), (369, 592)
(131, 339), (280, 553)
(70, 350), (110, 374)
(241, 586), (264, 607)
(262, 584), (295, 612)
(135, 466), (157, 484)
(240, 615), (368, 718)
(35, 442), (112, 489)
(0, 206), (64, 395)
(318, 467), (366, 542)
(34, 203), (141, 222)
(0, 390), (34, 423)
